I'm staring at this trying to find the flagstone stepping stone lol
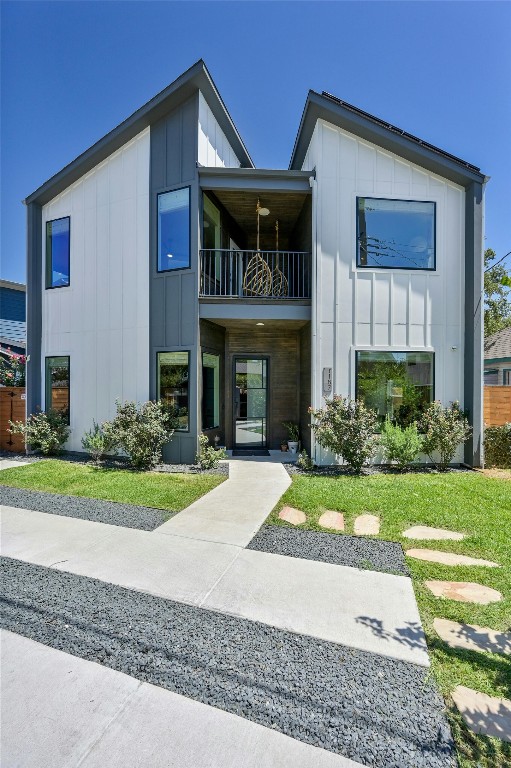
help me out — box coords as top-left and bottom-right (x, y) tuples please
(354, 514), (380, 535)
(452, 686), (511, 743)
(403, 525), (464, 541)
(407, 549), (499, 567)
(425, 580), (502, 604)
(278, 506), (306, 526)
(433, 618), (511, 655)
(318, 510), (344, 531)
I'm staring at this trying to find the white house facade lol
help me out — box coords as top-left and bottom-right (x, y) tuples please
(25, 61), (487, 465)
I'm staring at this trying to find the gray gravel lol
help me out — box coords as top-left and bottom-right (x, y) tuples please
(248, 525), (410, 576)
(0, 486), (170, 530)
(1, 556), (455, 768)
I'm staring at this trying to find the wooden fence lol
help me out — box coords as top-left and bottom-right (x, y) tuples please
(484, 386), (511, 426)
(0, 387), (25, 452)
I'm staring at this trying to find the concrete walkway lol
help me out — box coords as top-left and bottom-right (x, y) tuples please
(1, 630), (363, 768)
(157, 460), (291, 546)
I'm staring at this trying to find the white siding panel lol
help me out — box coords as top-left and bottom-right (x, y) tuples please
(198, 91), (240, 168)
(41, 128), (150, 451)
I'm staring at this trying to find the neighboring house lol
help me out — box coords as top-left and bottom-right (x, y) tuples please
(0, 280), (26, 359)
(24, 60), (487, 465)
(484, 327), (511, 385)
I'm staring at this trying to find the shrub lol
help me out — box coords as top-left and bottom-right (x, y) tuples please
(105, 400), (178, 470)
(309, 396), (378, 473)
(484, 423), (511, 468)
(0, 352), (27, 387)
(9, 409), (70, 455)
(283, 421), (300, 442)
(296, 449), (314, 471)
(418, 401), (471, 470)
(195, 433), (227, 470)
(379, 418), (423, 471)
(81, 421), (118, 464)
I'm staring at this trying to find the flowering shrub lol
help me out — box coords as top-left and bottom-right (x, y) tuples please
(81, 421), (118, 464)
(417, 401), (471, 470)
(379, 418), (423, 470)
(0, 352), (27, 387)
(484, 423), (511, 468)
(309, 396), (378, 473)
(297, 449), (314, 471)
(9, 409), (69, 454)
(195, 433), (227, 470)
(103, 400), (178, 470)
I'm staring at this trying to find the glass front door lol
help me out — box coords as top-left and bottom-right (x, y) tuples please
(234, 358), (268, 448)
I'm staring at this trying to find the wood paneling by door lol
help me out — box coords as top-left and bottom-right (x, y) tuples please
(0, 387), (25, 451)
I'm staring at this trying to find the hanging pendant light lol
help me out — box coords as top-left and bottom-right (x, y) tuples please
(271, 219), (289, 297)
(243, 198), (272, 296)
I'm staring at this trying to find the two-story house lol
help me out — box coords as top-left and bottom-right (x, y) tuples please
(24, 60), (487, 465)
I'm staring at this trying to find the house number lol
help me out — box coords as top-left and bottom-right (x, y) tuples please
(323, 367), (332, 395)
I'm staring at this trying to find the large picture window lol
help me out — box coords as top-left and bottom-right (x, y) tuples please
(357, 198), (435, 270)
(202, 353), (220, 430)
(158, 187), (190, 272)
(356, 351), (433, 427)
(157, 351), (189, 431)
(46, 217), (70, 287)
(45, 356), (70, 422)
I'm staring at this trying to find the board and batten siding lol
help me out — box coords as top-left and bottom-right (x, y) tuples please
(40, 129), (150, 452)
(198, 91), (241, 168)
(303, 119), (466, 464)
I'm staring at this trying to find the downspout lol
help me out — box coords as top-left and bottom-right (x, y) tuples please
(309, 172), (318, 464)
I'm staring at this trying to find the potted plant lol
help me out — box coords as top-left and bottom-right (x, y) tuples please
(283, 421), (300, 454)
(280, 440), (288, 452)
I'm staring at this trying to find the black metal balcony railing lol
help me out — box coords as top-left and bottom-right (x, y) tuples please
(200, 249), (311, 299)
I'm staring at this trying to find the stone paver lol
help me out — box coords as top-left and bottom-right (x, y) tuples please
(452, 685), (511, 743)
(433, 619), (511, 656)
(2, 630), (361, 768)
(354, 514), (380, 535)
(279, 506), (307, 525)
(318, 510), (344, 531)
(425, 580), (502, 605)
(403, 526), (464, 541)
(406, 549), (499, 568)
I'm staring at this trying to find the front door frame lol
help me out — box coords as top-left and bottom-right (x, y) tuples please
(232, 355), (270, 449)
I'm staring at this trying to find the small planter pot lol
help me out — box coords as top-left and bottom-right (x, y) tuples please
(280, 443), (288, 452)
(287, 441), (299, 454)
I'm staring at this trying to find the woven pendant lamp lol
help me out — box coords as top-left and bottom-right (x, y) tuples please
(271, 220), (288, 297)
(243, 199), (272, 296)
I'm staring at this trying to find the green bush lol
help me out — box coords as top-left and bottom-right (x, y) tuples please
(296, 449), (314, 471)
(484, 423), (511, 468)
(418, 401), (471, 470)
(81, 421), (118, 464)
(195, 433), (227, 470)
(379, 418), (423, 470)
(309, 396), (378, 473)
(104, 400), (178, 470)
(9, 409), (70, 455)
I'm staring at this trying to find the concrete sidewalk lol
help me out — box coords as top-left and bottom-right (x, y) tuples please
(156, 460), (291, 546)
(1, 630), (363, 768)
(1, 503), (428, 665)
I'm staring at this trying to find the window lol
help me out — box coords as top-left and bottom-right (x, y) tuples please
(357, 198), (435, 270)
(46, 217), (70, 287)
(158, 188), (190, 272)
(356, 351), (433, 427)
(202, 353), (220, 430)
(45, 356), (70, 422)
(157, 351), (189, 430)
(503, 369), (511, 386)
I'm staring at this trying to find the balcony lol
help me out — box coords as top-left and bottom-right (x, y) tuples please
(200, 249), (311, 300)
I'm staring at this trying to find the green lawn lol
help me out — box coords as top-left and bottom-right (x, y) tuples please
(267, 471), (511, 768)
(0, 459), (225, 513)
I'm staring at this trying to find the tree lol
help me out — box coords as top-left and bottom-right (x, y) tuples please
(484, 248), (511, 337)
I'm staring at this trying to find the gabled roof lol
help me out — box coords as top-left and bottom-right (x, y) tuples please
(25, 60), (253, 206)
(484, 326), (511, 361)
(289, 90), (488, 187)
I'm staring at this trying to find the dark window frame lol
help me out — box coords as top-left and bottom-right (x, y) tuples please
(156, 350), (190, 432)
(356, 196), (436, 272)
(45, 216), (71, 289)
(202, 350), (221, 431)
(232, 355), (270, 449)
(157, 186), (191, 274)
(355, 349), (435, 427)
(44, 355), (70, 424)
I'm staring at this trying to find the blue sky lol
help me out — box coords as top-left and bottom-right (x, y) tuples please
(1, 1), (510, 284)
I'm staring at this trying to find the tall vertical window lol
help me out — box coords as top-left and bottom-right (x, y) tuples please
(202, 353), (220, 430)
(46, 217), (70, 287)
(157, 351), (189, 431)
(45, 356), (70, 422)
(357, 198), (435, 270)
(356, 351), (433, 427)
(158, 187), (190, 272)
